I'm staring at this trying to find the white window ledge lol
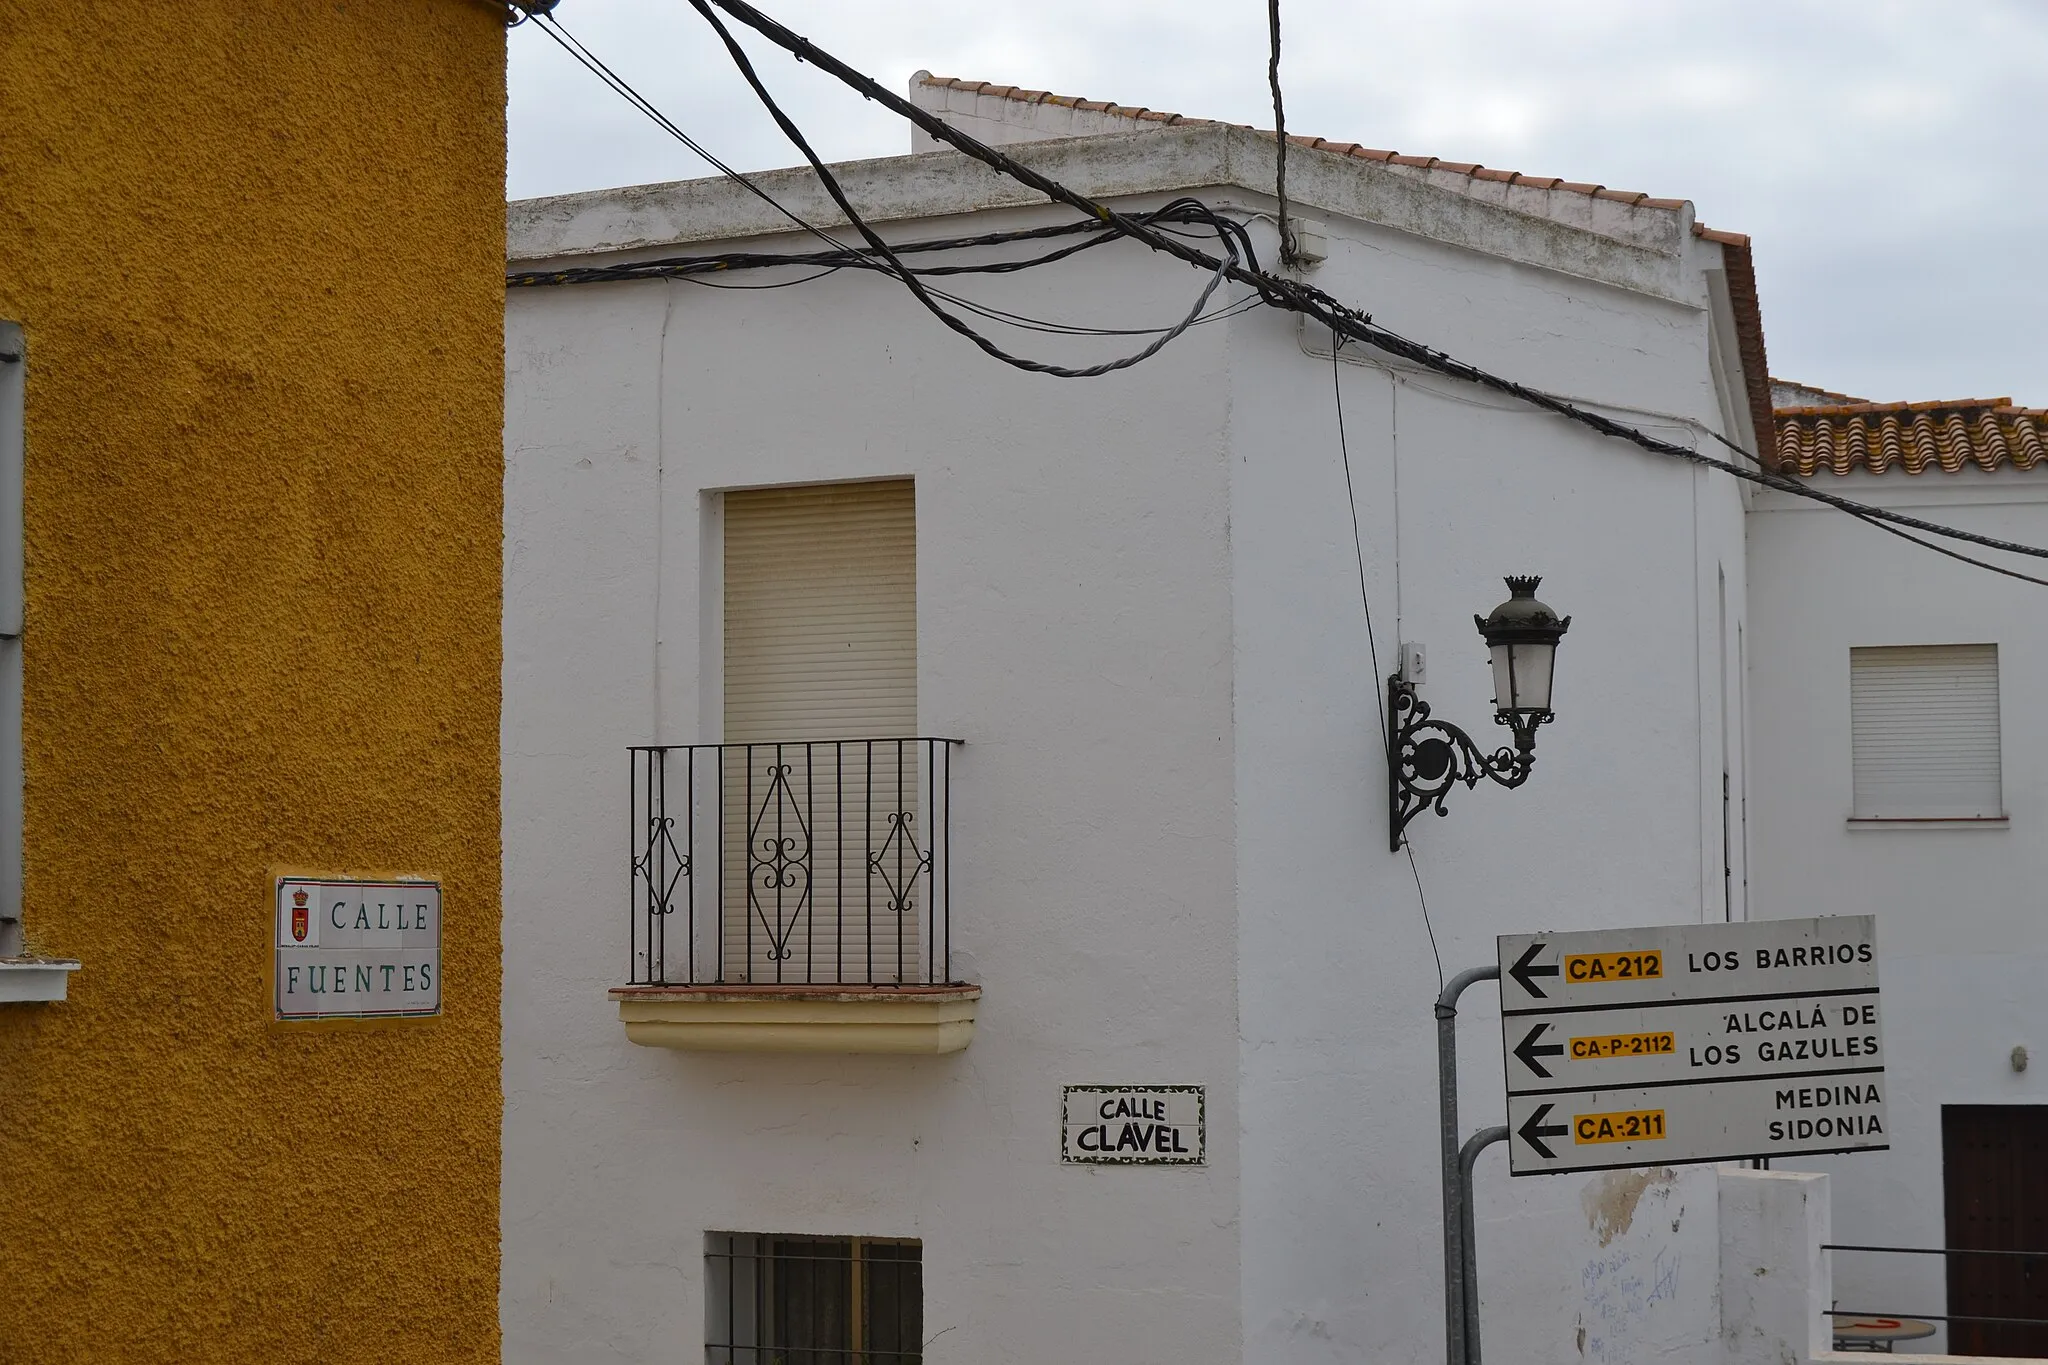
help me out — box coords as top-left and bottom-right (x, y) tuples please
(0, 958), (81, 1003)
(1847, 816), (2009, 831)
(609, 984), (979, 1054)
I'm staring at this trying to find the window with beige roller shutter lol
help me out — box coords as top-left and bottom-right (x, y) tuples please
(720, 481), (921, 983)
(1849, 644), (2002, 820)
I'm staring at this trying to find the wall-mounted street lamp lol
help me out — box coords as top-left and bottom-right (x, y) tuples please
(1388, 577), (1570, 851)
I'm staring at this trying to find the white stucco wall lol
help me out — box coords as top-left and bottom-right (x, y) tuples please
(504, 205), (1246, 1363)
(1747, 470), (2048, 1354)
(503, 127), (1759, 1363)
(1221, 204), (1750, 1363)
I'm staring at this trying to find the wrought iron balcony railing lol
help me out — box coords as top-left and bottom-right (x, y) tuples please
(629, 738), (960, 987)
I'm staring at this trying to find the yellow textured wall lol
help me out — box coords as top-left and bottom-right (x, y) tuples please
(0, 4), (505, 1361)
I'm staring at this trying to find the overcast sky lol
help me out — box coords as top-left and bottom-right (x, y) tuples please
(509, 2), (2046, 405)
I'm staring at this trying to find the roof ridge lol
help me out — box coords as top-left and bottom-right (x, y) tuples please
(1768, 375), (1869, 406)
(915, 72), (1689, 211)
(1778, 397), (2021, 417)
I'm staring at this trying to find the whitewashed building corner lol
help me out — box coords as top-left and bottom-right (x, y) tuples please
(498, 72), (2048, 1365)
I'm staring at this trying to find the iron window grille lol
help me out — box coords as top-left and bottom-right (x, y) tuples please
(706, 1233), (923, 1364)
(630, 739), (960, 987)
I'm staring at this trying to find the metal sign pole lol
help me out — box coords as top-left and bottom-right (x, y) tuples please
(1436, 964), (1500, 1365)
(1458, 1126), (1508, 1365)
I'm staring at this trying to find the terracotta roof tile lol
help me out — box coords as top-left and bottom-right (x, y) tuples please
(1699, 230), (1774, 453)
(1773, 399), (2048, 476)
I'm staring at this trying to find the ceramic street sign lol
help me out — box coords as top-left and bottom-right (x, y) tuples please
(1498, 915), (1885, 1175)
(1061, 1085), (1205, 1165)
(274, 876), (441, 1021)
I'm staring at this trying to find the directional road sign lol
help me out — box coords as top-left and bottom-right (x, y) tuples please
(1498, 915), (1887, 1175)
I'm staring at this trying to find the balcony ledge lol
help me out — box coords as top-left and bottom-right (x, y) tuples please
(0, 958), (82, 1003)
(609, 983), (980, 1054)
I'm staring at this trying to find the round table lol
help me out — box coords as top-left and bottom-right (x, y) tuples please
(1832, 1316), (1938, 1352)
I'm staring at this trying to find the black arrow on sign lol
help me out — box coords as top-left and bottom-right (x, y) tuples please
(1518, 1103), (1569, 1160)
(1509, 942), (1560, 999)
(1513, 1022), (1565, 1079)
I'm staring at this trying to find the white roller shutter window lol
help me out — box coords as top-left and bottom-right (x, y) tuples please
(724, 481), (915, 742)
(721, 481), (919, 982)
(1850, 644), (2002, 819)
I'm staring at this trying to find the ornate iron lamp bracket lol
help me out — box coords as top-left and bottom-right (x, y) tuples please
(1387, 675), (1541, 852)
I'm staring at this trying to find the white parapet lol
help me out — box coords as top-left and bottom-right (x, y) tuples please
(1718, 1166), (2039, 1365)
(1721, 1168), (1833, 1365)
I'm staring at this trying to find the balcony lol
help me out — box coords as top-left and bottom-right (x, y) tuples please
(609, 738), (976, 1053)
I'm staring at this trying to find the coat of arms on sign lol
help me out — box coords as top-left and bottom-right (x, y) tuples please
(291, 889), (309, 942)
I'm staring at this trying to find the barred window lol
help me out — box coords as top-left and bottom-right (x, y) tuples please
(706, 1233), (923, 1364)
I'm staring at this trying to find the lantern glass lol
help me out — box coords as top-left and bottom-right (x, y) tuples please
(1491, 640), (1556, 718)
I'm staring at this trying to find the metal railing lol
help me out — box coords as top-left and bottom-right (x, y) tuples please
(1824, 1243), (2048, 1351)
(628, 738), (960, 987)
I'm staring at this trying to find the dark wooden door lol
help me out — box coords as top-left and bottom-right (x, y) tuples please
(1945, 1105), (2048, 1356)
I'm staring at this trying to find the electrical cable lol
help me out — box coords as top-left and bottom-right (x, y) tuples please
(1268, 0), (1293, 265)
(1405, 844), (1443, 993)
(510, 219), (1112, 288)
(496, 0), (558, 25)
(510, 202), (1258, 290)
(1352, 317), (2048, 569)
(1690, 414), (2048, 588)
(1327, 335), (2048, 586)
(1332, 331), (1444, 989)
(529, 11), (855, 254)
(517, 0), (2048, 583)
(515, 213), (1262, 345)
(673, 266), (848, 290)
(679, 0), (2048, 576)
(1838, 510), (2048, 588)
(684, 0), (1240, 378)
(511, 206), (1270, 337)
(924, 288), (1265, 339)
